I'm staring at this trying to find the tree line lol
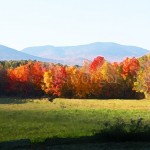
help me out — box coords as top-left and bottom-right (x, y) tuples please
(0, 55), (149, 99)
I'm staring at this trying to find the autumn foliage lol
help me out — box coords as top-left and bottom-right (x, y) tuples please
(134, 55), (150, 98)
(42, 65), (67, 97)
(7, 62), (46, 96)
(90, 56), (104, 71)
(0, 56), (146, 99)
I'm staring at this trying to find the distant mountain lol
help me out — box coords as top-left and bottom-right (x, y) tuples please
(22, 42), (149, 65)
(0, 45), (61, 63)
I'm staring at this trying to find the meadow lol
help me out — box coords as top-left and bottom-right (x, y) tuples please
(1, 97), (150, 145)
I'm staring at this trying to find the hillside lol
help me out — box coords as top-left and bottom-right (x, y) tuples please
(0, 45), (60, 63)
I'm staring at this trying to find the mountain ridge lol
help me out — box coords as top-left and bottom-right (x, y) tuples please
(22, 42), (149, 65)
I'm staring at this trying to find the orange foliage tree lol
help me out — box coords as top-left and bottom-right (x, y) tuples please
(7, 61), (46, 96)
(118, 57), (140, 98)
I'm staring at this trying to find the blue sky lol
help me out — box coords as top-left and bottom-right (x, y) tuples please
(0, 0), (150, 50)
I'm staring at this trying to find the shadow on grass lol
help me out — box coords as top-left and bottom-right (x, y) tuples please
(1, 118), (150, 149)
(44, 118), (150, 145)
(0, 97), (28, 104)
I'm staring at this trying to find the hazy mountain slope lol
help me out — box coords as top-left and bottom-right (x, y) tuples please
(0, 45), (61, 63)
(22, 42), (149, 65)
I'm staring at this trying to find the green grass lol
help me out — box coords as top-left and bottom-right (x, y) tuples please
(0, 98), (150, 143)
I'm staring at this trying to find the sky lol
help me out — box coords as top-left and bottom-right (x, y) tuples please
(0, 0), (150, 50)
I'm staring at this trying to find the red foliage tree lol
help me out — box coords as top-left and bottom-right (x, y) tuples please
(90, 56), (105, 71)
(42, 65), (67, 97)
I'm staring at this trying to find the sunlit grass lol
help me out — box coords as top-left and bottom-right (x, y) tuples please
(0, 98), (150, 111)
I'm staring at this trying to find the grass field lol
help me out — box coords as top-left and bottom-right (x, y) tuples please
(1, 97), (150, 149)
